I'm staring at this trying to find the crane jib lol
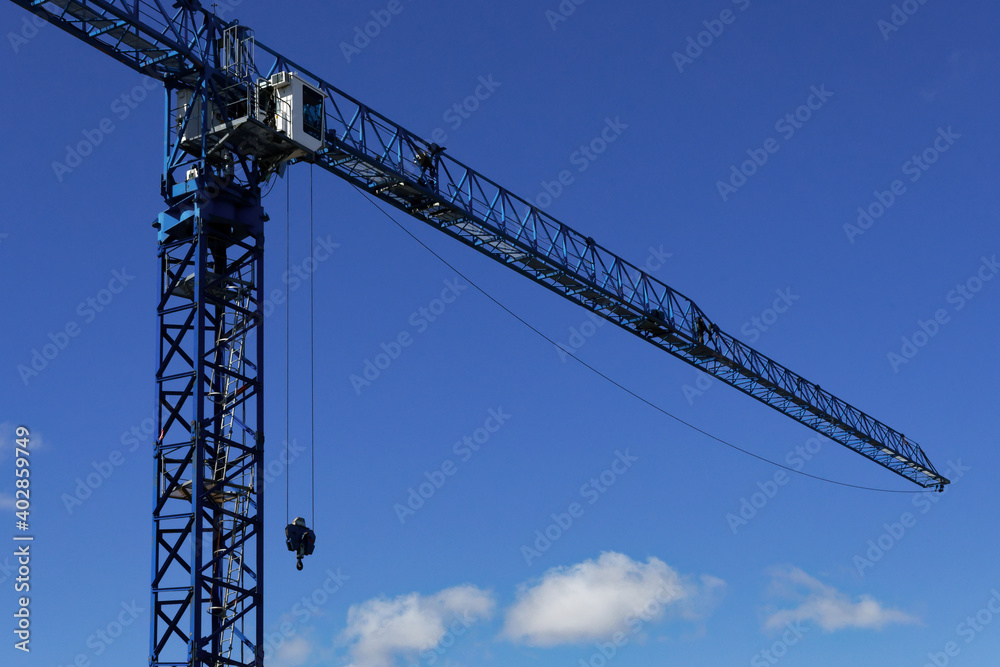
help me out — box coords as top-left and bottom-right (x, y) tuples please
(282, 72), (949, 492)
(10, 0), (948, 491)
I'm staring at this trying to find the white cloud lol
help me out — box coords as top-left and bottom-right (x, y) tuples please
(763, 566), (919, 632)
(341, 585), (494, 667)
(270, 635), (312, 667)
(503, 552), (716, 646)
(681, 574), (727, 622)
(0, 492), (15, 512)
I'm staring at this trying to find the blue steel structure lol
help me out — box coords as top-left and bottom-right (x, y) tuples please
(9, 2), (949, 666)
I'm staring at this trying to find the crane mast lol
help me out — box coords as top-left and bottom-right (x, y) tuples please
(9, 2), (949, 667)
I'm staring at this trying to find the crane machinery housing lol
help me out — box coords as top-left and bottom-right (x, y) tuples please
(7, 2), (949, 667)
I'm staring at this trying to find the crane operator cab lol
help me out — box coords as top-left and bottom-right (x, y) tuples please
(285, 517), (316, 571)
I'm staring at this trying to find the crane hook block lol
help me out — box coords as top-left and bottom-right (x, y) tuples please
(285, 517), (316, 570)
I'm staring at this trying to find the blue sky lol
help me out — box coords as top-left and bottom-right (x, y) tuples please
(1, 0), (998, 665)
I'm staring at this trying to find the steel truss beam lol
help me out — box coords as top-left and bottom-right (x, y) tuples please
(11, 0), (216, 79)
(153, 177), (264, 667)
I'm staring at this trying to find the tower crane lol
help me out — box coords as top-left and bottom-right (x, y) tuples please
(8, 2), (949, 667)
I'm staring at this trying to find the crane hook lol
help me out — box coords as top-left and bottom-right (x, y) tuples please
(285, 517), (316, 571)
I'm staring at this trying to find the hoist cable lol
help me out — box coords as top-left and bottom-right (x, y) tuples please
(352, 186), (916, 495)
(285, 172), (291, 525)
(310, 164), (317, 526)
